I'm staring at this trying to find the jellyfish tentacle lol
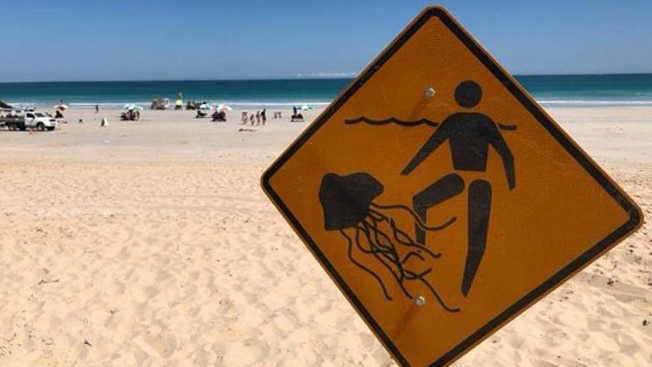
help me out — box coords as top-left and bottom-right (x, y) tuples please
(418, 216), (456, 232)
(394, 228), (442, 257)
(361, 219), (401, 265)
(363, 218), (399, 257)
(357, 226), (411, 298)
(416, 277), (461, 313)
(404, 268), (433, 280)
(366, 210), (442, 259)
(340, 229), (393, 300)
(358, 221), (402, 286)
(364, 213), (456, 309)
(401, 269), (460, 313)
(370, 204), (456, 231)
(401, 251), (426, 264)
(370, 222), (409, 281)
(358, 225), (403, 284)
(355, 223), (393, 256)
(365, 220), (394, 254)
(365, 217), (439, 298)
(357, 225), (401, 275)
(386, 217), (442, 258)
(365, 210), (431, 261)
(368, 210), (385, 222)
(357, 225), (414, 299)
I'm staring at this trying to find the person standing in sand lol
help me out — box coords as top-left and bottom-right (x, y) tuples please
(261, 109), (267, 125)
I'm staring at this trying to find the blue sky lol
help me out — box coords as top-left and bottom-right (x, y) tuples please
(1, 0), (651, 82)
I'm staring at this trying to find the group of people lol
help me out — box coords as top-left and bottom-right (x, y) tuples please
(194, 108), (227, 122)
(241, 109), (267, 126)
(120, 109), (141, 121)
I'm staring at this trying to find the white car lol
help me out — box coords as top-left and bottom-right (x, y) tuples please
(25, 112), (58, 131)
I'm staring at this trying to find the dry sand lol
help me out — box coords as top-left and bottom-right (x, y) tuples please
(0, 106), (650, 366)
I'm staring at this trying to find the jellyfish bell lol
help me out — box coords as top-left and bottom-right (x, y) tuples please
(319, 172), (384, 231)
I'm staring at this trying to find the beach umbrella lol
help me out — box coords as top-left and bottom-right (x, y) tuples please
(216, 104), (233, 111)
(54, 103), (68, 110)
(124, 104), (143, 111)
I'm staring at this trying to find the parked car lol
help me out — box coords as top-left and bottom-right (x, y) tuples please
(0, 111), (58, 131)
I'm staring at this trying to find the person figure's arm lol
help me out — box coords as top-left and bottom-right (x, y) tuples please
(401, 120), (449, 175)
(488, 124), (515, 190)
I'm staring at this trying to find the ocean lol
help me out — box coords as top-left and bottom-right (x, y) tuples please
(1, 74), (652, 109)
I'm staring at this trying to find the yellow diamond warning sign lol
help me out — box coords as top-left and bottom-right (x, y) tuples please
(261, 6), (643, 367)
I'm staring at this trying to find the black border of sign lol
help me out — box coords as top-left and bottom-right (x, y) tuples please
(261, 6), (643, 367)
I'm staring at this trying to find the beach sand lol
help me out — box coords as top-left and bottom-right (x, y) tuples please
(0, 106), (650, 366)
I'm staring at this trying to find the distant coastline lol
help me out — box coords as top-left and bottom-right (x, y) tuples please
(2, 74), (652, 109)
(3, 72), (651, 83)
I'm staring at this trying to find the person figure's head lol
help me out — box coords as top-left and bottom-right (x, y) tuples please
(455, 80), (482, 108)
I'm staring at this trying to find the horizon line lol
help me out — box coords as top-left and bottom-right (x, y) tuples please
(2, 72), (652, 84)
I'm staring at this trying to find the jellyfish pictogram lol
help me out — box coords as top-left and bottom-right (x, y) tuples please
(319, 172), (460, 312)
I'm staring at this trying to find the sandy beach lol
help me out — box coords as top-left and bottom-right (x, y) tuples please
(0, 106), (650, 366)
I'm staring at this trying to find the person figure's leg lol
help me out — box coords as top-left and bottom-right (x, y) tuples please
(462, 179), (492, 297)
(412, 173), (464, 245)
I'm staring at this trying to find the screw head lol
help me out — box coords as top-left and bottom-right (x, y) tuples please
(425, 87), (436, 99)
(415, 296), (426, 307)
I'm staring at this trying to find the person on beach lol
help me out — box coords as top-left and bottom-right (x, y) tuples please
(241, 111), (248, 124)
(256, 111), (261, 125)
(95, 104), (99, 113)
(250, 113), (255, 126)
(261, 109), (267, 125)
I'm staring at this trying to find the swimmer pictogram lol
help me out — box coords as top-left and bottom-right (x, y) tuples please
(402, 80), (516, 297)
(344, 80), (516, 298)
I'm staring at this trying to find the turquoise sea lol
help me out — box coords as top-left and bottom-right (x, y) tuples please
(1, 74), (652, 109)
